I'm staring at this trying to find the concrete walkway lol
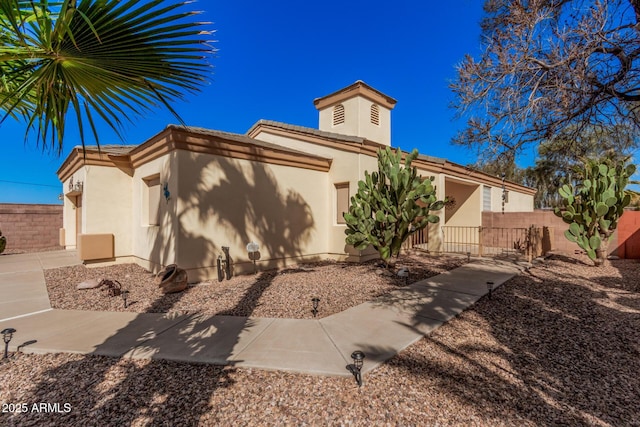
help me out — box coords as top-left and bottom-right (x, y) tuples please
(0, 251), (524, 377)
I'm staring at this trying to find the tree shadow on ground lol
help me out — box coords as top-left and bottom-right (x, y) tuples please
(374, 261), (640, 425)
(5, 152), (317, 425)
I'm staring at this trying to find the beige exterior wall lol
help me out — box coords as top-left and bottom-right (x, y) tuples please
(443, 178), (482, 227)
(131, 152), (177, 271)
(318, 96), (392, 145)
(61, 168), (87, 249)
(81, 166), (132, 258)
(174, 150), (330, 280)
(488, 185), (533, 213)
(253, 130), (382, 259)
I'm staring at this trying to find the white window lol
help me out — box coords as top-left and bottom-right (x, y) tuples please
(143, 175), (161, 226)
(370, 104), (380, 125)
(335, 183), (349, 224)
(333, 104), (345, 126)
(483, 186), (492, 211)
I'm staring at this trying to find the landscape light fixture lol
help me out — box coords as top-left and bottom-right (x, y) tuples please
(397, 267), (409, 285)
(122, 290), (130, 308)
(351, 350), (365, 387)
(311, 297), (320, 318)
(2, 328), (16, 359)
(486, 281), (494, 299)
(246, 242), (260, 274)
(467, 252), (471, 262)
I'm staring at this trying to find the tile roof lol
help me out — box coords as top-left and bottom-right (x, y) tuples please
(247, 120), (367, 144)
(74, 144), (136, 155)
(168, 125), (332, 160)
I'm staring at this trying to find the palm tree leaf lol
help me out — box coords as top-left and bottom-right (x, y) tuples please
(0, 0), (214, 153)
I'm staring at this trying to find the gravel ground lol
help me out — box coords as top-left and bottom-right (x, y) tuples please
(44, 253), (467, 319)
(2, 253), (639, 426)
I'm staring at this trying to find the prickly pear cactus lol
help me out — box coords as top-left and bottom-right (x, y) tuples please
(344, 147), (444, 267)
(0, 229), (6, 254)
(554, 159), (635, 265)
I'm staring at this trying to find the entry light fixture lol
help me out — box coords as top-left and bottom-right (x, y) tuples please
(2, 328), (16, 359)
(350, 350), (365, 387)
(311, 297), (320, 318)
(122, 290), (130, 308)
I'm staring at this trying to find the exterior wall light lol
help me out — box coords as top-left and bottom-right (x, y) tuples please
(163, 183), (171, 203)
(350, 350), (365, 387)
(2, 328), (16, 359)
(311, 297), (320, 317)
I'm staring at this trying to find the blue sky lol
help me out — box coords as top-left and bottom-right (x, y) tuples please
(2, 0), (503, 204)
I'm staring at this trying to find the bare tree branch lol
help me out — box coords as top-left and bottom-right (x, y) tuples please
(451, 0), (640, 163)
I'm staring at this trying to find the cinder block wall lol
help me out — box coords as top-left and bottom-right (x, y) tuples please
(0, 203), (63, 251)
(482, 210), (620, 256)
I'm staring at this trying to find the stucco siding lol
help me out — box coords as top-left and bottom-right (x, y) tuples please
(81, 166), (133, 257)
(174, 150), (330, 279)
(131, 153), (177, 269)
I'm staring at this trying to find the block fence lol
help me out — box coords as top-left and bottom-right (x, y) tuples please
(0, 203), (63, 251)
(482, 210), (626, 257)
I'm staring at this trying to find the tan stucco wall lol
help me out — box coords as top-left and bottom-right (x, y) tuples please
(61, 168), (87, 248)
(489, 185), (533, 213)
(444, 179), (481, 227)
(252, 130), (372, 258)
(81, 166), (133, 257)
(318, 96), (391, 145)
(131, 153), (177, 271)
(174, 150), (330, 280)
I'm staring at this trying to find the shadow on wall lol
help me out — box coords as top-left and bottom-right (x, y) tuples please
(148, 151), (316, 279)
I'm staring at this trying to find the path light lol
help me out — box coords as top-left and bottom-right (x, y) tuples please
(246, 242), (260, 274)
(486, 281), (494, 299)
(351, 350), (365, 387)
(122, 290), (130, 308)
(311, 297), (320, 318)
(397, 267), (409, 285)
(2, 328), (16, 359)
(467, 252), (471, 262)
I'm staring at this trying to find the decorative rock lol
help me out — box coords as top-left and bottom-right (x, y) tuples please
(77, 279), (102, 290)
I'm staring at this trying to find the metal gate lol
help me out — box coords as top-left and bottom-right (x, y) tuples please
(442, 226), (537, 259)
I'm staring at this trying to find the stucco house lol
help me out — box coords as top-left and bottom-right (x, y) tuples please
(57, 81), (535, 280)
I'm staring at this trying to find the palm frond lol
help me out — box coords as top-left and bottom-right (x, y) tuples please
(0, 0), (214, 153)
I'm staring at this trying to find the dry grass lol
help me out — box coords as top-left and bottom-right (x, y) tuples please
(1, 253), (639, 426)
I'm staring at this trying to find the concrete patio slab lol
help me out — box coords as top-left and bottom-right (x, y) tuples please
(0, 258), (42, 274)
(415, 262), (521, 295)
(91, 313), (191, 357)
(0, 270), (52, 321)
(37, 251), (81, 269)
(0, 252), (523, 377)
(372, 286), (482, 323)
(0, 310), (194, 356)
(0, 298), (52, 322)
(0, 310), (101, 352)
(124, 315), (274, 365)
(320, 302), (444, 374)
(233, 318), (351, 376)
